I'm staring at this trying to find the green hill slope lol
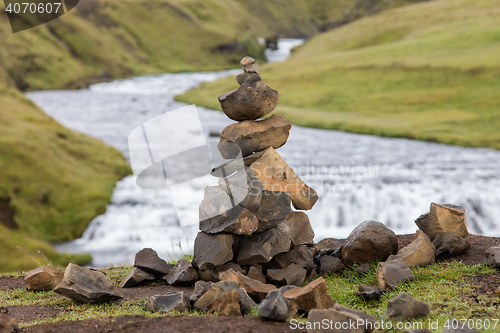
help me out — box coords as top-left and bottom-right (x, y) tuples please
(177, 0), (500, 149)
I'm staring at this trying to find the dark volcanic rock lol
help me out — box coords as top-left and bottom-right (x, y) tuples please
(54, 264), (123, 303)
(25, 265), (63, 291)
(257, 289), (290, 322)
(250, 147), (318, 211)
(251, 191), (292, 232)
(354, 263), (372, 274)
(283, 212), (315, 247)
(218, 81), (279, 121)
(386, 292), (431, 320)
(484, 246), (500, 268)
(220, 268), (277, 303)
(387, 230), (435, 268)
(342, 220), (398, 266)
(319, 255), (344, 276)
(121, 267), (156, 288)
(334, 304), (377, 333)
(267, 264), (307, 287)
(271, 245), (315, 272)
(164, 259), (199, 286)
(315, 238), (344, 251)
(134, 248), (173, 278)
(355, 284), (384, 301)
(190, 281), (214, 305)
(377, 260), (415, 290)
(144, 292), (190, 313)
(308, 308), (365, 333)
(237, 223), (292, 265)
(282, 277), (334, 318)
(218, 114), (291, 159)
(415, 202), (469, 241)
(433, 232), (471, 257)
(218, 167), (263, 212)
(199, 186), (259, 236)
(247, 265), (267, 284)
(192, 232), (235, 270)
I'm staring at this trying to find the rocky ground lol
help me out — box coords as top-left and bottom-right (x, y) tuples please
(1, 234), (498, 333)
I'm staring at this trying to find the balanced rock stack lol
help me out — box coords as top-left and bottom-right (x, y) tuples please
(192, 56), (319, 286)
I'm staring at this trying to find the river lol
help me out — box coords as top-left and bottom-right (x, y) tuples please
(26, 39), (500, 267)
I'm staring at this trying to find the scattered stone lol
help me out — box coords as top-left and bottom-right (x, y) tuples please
(0, 314), (17, 333)
(257, 289), (290, 322)
(24, 265), (63, 291)
(218, 81), (279, 121)
(484, 246), (500, 268)
(190, 281), (214, 304)
(192, 232), (234, 270)
(415, 203), (469, 241)
(307, 308), (364, 333)
(199, 186), (259, 235)
(377, 260), (415, 290)
(283, 277), (334, 317)
(164, 259), (199, 286)
(217, 114), (291, 159)
(247, 265), (267, 284)
(386, 292), (431, 320)
(267, 264), (307, 287)
(252, 191), (292, 232)
(121, 267), (155, 288)
(272, 245), (315, 273)
(54, 263), (123, 303)
(208, 289), (241, 316)
(144, 292), (190, 313)
(249, 147), (318, 210)
(355, 284), (384, 301)
(433, 232), (471, 257)
(220, 268), (277, 302)
(334, 304), (377, 333)
(134, 248), (173, 278)
(283, 212), (315, 247)
(442, 319), (481, 333)
(218, 167), (263, 212)
(315, 238), (344, 251)
(387, 230), (435, 268)
(237, 223), (292, 265)
(318, 255), (344, 276)
(354, 263), (372, 274)
(342, 220), (398, 266)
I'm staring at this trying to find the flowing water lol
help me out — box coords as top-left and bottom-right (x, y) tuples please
(26, 39), (500, 267)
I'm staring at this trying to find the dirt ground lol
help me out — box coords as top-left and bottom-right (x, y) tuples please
(1, 234), (498, 332)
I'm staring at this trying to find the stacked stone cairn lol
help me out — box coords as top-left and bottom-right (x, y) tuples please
(20, 57), (499, 329)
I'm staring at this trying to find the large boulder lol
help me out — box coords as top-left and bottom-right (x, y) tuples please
(164, 259), (199, 286)
(386, 292), (431, 320)
(257, 289), (290, 322)
(237, 223), (292, 266)
(25, 265), (63, 291)
(484, 246), (500, 268)
(283, 212), (315, 247)
(219, 268), (277, 303)
(433, 232), (471, 257)
(218, 114), (291, 159)
(283, 277), (335, 318)
(144, 292), (190, 313)
(54, 264), (123, 303)
(267, 264), (307, 287)
(218, 81), (279, 121)
(387, 230), (435, 268)
(192, 232), (235, 270)
(342, 221), (398, 266)
(377, 260), (415, 290)
(415, 203), (469, 241)
(134, 248), (173, 278)
(121, 267), (156, 288)
(249, 147), (318, 210)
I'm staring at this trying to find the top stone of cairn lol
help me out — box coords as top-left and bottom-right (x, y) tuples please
(218, 56), (279, 122)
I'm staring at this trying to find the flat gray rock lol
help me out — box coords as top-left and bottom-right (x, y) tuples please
(433, 232), (471, 257)
(377, 260), (415, 290)
(121, 267), (155, 288)
(164, 259), (199, 286)
(144, 292), (190, 313)
(267, 264), (307, 287)
(386, 292), (431, 320)
(192, 232), (235, 270)
(134, 248), (173, 278)
(257, 289), (290, 322)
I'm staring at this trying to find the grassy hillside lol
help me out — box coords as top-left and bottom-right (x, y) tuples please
(177, 0), (500, 149)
